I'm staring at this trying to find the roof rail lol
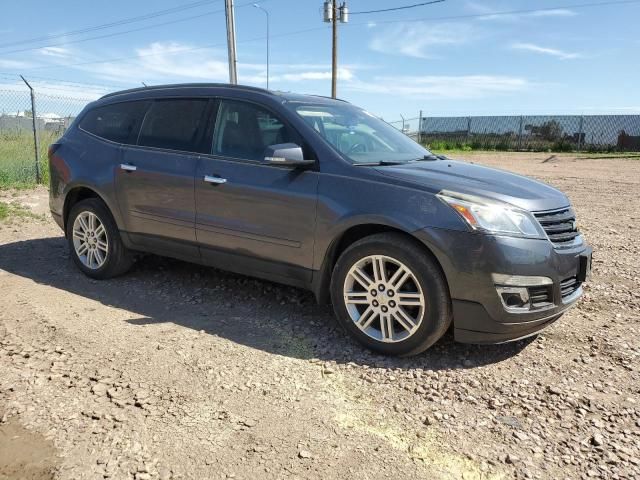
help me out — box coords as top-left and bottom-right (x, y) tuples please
(100, 83), (273, 99)
(305, 94), (349, 103)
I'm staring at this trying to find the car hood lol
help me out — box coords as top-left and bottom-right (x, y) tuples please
(374, 159), (569, 212)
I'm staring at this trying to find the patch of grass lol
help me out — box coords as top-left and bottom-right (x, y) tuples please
(0, 130), (57, 189)
(422, 139), (640, 155)
(0, 200), (41, 222)
(426, 140), (474, 152)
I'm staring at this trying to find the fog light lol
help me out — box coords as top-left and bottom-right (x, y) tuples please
(497, 286), (530, 311)
(491, 274), (552, 286)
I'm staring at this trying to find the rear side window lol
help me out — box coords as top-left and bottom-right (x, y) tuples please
(137, 99), (209, 152)
(79, 101), (148, 144)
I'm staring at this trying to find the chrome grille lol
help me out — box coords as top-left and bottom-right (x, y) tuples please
(533, 207), (580, 247)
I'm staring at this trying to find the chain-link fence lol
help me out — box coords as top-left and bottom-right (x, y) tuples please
(0, 86), (94, 187)
(388, 117), (420, 139)
(4, 86), (640, 188)
(389, 114), (640, 152)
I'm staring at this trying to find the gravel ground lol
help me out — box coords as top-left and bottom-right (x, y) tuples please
(0, 153), (639, 480)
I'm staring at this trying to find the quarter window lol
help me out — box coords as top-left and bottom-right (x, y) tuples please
(79, 101), (148, 144)
(138, 99), (209, 153)
(213, 100), (294, 161)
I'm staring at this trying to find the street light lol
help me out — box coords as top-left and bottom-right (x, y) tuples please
(253, 3), (270, 90)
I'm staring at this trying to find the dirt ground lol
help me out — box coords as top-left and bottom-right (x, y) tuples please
(0, 153), (638, 480)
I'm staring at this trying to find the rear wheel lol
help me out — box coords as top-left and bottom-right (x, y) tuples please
(330, 233), (451, 356)
(66, 198), (133, 279)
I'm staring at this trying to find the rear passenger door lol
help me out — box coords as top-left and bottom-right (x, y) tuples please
(195, 99), (319, 285)
(115, 98), (211, 258)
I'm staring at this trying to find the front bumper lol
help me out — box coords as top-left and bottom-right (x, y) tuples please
(414, 227), (591, 344)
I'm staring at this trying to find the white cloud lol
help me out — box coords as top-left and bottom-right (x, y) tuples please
(275, 68), (354, 82)
(529, 9), (577, 18)
(344, 75), (530, 99)
(39, 46), (71, 58)
(71, 42), (359, 91)
(79, 42), (232, 84)
(467, 2), (577, 22)
(369, 22), (474, 58)
(511, 42), (582, 60)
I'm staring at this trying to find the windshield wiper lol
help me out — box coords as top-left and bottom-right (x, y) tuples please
(353, 160), (408, 166)
(410, 154), (447, 162)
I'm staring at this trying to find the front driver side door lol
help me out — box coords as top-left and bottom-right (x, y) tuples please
(195, 99), (319, 285)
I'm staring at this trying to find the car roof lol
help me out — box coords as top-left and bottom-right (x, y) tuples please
(99, 83), (349, 105)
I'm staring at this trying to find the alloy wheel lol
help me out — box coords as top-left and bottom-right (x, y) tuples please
(72, 211), (109, 270)
(343, 255), (425, 343)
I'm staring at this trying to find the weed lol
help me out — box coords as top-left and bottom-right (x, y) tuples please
(0, 200), (42, 222)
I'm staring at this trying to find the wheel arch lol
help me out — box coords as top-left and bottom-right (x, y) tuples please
(312, 223), (449, 304)
(63, 185), (114, 234)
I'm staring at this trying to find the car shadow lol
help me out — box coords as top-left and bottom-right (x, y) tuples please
(0, 237), (535, 370)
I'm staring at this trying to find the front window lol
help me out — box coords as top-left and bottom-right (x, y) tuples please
(213, 100), (295, 161)
(287, 102), (430, 164)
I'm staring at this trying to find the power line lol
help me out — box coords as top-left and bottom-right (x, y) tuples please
(5, 0), (638, 74)
(0, 0), (215, 50)
(0, 6), (232, 56)
(0, 0), (269, 57)
(15, 25), (329, 72)
(371, 0), (640, 24)
(3, 0), (632, 59)
(350, 0), (445, 15)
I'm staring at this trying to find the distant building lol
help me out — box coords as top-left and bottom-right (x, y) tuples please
(617, 131), (640, 150)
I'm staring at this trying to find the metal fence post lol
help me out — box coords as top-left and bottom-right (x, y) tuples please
(418, 110), (423, 144)
(577, 115), (584, 152)
(466, 116), (471, 142)
(518, 115), (524, 150)
(20, 75), (41, 184)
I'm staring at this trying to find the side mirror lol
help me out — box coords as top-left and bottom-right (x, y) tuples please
(263, 143), (315, 168)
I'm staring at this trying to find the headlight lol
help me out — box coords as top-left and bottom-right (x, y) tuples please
(437, 190), (544, 238)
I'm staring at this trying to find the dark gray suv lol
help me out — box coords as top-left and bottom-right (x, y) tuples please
(48, 84), (592, 356)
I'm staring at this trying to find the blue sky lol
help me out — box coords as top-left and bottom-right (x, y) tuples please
(1, 0), (639, 122)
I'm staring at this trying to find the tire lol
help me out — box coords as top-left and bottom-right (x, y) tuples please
(66, 198), (133, 279)
(330, 233), (451, 356)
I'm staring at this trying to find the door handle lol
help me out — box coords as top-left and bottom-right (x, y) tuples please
(204, 175), (227, 185)
(120, 164), (137, 172)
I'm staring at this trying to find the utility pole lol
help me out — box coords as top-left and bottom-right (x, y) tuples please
(331, 0), (338, 98)
(225, 0), (238, 84)
(323, 1), (348, 99)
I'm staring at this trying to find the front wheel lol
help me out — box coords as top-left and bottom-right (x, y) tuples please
(330, 233), (452, 356)
(66, 198), (133, 279)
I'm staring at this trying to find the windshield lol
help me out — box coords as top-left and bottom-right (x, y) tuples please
(286, 102), (431, 164)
